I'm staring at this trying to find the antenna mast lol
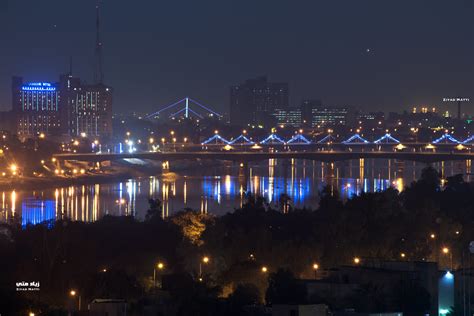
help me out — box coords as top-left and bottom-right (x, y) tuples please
(94, 0), (104, 84)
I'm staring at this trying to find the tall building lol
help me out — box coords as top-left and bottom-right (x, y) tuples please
(12, 77), (62, 138)
(301, 99), (322, 127)
(59, 74), (113, 139)
(230, 76), (289, 127)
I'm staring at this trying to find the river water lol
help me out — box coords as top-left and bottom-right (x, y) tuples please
(0, 159), (471, 227)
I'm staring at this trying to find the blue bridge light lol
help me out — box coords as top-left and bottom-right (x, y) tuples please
(229, 134), (255, 145)
(287, 134), (311, 145)
(374, 133), (400, 144)
(432, 133), (460, 144)
(342, 134), (369, 144)
(202, 134), (230, 145)
(260, 134), (286, 145)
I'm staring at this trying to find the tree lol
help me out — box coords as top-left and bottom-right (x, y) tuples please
(171, 210), (211, 246)
(229, 283), (261, 314)
(265, 268), (307, 305)
(145, 198), (162, 221)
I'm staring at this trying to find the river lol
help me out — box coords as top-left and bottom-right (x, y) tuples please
(0, 158), (471, 227)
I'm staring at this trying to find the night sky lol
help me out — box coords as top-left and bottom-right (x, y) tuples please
(0, 0), (472, 115)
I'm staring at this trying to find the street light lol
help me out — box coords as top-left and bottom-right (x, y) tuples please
(153, 261), (165, 288)
(69, 289), (81, 311)
(354, 257), (361, 264)
(312, 263), (319, 279)
(442, 247), (453, 270)
(261, 266), (268, 273)
(199, 256), (210, 278)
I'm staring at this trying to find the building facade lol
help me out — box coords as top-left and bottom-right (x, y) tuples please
(11, 75), (113, 140)
(60, 74), (112, 139)
(272, 107), (303, 127)
(230, 76), (289, 127)
(12, 77), (62, 138)
(310, 106), (354, 127)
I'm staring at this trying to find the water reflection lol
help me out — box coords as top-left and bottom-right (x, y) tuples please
(0, 159), (471, 226)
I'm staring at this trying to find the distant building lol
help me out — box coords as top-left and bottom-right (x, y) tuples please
(301, 99), (322, 127)
(12, 77), (62, 138)
(11, 75), (112, 140)
(59, 74), (113, 139)
(273, 107), (302, 127)
(89, 299), (127, 316)
(230, 76), (289, 127)
(303, 260), (438, 316)
(310, 106), (354, 127)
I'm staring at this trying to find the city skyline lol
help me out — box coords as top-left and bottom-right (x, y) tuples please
(0, 0), (472, 115)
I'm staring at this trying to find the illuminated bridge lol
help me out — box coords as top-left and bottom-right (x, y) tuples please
(54, 151), (474, 164)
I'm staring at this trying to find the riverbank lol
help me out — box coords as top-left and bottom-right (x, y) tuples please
(0, 159), (226, 191)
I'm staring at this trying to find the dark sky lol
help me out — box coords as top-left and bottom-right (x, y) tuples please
(0, 0), (473, 115)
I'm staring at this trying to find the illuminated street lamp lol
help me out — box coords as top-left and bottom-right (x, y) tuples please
(69, 289), (81, 311)
(442, 247), (453, 270)
(261, 266), (268, 273)
(312, 263), (319, 279)
(353, 257), (361, 264)
(153, 261), (165, 288)
(199, 256), (210, 278)
(10, 164), (17, 174)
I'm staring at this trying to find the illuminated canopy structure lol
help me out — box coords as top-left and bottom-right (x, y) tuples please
(146, 97), (223, 120)
(260, 134), (286, 145)
(317, 134), (336, 144)
(342, 134), (369, 144)
(287, 134), (311, 145)
(201, 134), (230, 145)
(229, 134), (255, 145)
(432, 133), (460, 144)
(374, 133), (400, 144)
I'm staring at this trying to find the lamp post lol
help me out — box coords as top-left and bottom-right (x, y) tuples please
(153, 262), (165, 289)
(70, 289), (81, 311)
(199, 256), (210, 278)
(312, 263), (319, 279)
(443, 247), (453, 270)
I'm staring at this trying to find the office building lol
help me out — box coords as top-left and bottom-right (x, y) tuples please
(272, 107), (302, 127)
(230, 76), (289, 127)
(301, 99), (322, 126)
(310, 106), (354, 127)
(12, 77), (61, 138)
(60, 74), (113, 139)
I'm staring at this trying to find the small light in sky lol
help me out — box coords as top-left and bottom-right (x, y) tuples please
(366, 48), (371, 53)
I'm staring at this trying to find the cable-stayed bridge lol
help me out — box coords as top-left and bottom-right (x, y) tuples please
(145, 97), (223, 120)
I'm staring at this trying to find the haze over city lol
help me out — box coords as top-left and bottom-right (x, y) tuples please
(0, 0), (473, 114)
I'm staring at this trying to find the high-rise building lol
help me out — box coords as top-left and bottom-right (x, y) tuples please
(301, 99), (322, 127)
(59, 74), (113, 139)
(12, 77), (62, 138)
(230, 76), (289, 127)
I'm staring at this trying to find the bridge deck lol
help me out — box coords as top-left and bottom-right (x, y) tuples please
(53, 151), (474, 163)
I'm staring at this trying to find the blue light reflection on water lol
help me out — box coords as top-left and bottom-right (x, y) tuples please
(0, 158), (470, 226)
